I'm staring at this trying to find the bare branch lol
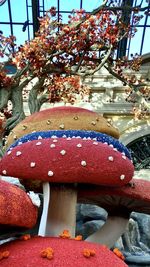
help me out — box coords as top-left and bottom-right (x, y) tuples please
(37, 93), (49, 110)
(5, 77), (31, 131)
(103, 4), (150, 12)
(28, 77), (45, 114)
(14, 64), (29, 80)
(0, 87), (11, 110)
(105, 63), (147, 91)
(104, 63), (150, 112)
(79, 45), (113, 77)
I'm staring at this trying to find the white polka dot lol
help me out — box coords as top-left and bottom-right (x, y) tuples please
(38, 136), (42, 140)
(16, 151), (22, 156)
(2, 170), (7, 175)
(113, 148), (117, 152)
(60, 150), (66, 155)
(36, 141), (42, 146)
(77, 144), (82, 148)
(81, 160), (87, 166)
(50, 144), (56, 148)
(51, 135), (57, 138)
(48, 171), (54, 177)
(120, 174), (125, 180)
(18, 142), (22, 145)
(122, 155), (127, 160)
(7, 151), (12, 155)
(108, 156), (114, 161)
(53, 139), (58, 143)
(66, 137), (71, 140)
(109, 144), (114, 148)
(93, 142), (98, 145)
(30, 162), (36, 167)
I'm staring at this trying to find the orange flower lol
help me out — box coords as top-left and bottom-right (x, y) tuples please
(83, 249), (96, 258)
(59, 230), (71, 239)
(113, 248), (125, 261)
(0, 251), (10, 260)
(74, 235), (83, 241)
(20, 234), (31, 241)
(40, 247), (54, 260)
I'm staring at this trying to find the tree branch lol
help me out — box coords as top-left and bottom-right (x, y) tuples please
(28, 77), (45, 114)
(78, 45), (113, 77)
(6, 78), (31, 131)
(104, 63), (150, 112)
(0, 87), (11, 110)
(103, 4), (150, 12)
(37, 93), (49, 110)
(105, 63), (147, 91)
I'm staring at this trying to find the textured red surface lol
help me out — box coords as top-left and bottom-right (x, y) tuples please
(0, 180), (38, 228)
(78, 178), (150, 215)
(0, 138), (134, 186)
(0, 236), (127, 267)
(79, 179), (150, 201)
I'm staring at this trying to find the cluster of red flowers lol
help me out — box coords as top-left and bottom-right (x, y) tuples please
(0, 73), (13, 88)
(13, 6), (138, 77)
(46, 75), (89, 104)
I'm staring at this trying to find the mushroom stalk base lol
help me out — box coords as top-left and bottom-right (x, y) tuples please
(85, 216), (129, 248)
(39, 183), (77, 238)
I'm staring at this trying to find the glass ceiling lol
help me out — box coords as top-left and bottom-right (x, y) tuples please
(0, 0), (150, 57)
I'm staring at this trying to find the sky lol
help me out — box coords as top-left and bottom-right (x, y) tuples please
(0, 0), (150, 56)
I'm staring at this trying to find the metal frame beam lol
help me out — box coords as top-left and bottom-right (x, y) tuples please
(31, 0), (40, 36)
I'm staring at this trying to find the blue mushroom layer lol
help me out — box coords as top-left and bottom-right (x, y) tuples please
(7, 130), (131, 160)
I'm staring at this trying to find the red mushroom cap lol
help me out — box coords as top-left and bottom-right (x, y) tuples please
(0, 180), (38, 228)
(0, 138), (134, 187)
(78, 178), (150, 216)
(0, 236), (127, 267)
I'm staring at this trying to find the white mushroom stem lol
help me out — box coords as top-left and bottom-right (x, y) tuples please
(38, 182), (50, 236)
(38, 182), (77, 237)
(85, 216), (129, 248)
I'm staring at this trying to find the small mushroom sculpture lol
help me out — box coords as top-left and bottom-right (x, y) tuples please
(78, 178), (150, 247)
(0, 179), (38, 234)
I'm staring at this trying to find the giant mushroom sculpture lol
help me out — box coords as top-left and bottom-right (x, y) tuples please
(0, 129), (134, 239)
